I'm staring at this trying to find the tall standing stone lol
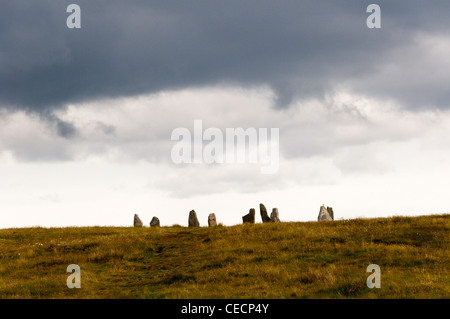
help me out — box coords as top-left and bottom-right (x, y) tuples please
(188, 210), (200, 227)
(208, 213), (217, 227)
(327, 207), (334, 221)
(242, 208), (255, 224)
(318, 205), (333, 221)
(270, 208), (280, 222)
(134, 214), (143, 227)
(260, 203), (272, 223)
(150, 216), (160, 227)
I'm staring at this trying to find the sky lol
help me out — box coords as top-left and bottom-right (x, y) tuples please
(1, 1), (450, 228)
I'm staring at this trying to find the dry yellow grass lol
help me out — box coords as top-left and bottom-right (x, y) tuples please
(0, 214), (448, 298)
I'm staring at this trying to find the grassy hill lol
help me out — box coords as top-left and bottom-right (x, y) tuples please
(0, 214), (448, 298)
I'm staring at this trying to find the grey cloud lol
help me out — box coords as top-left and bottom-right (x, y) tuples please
(95, 122), (116, 136)
(55, 118), (78, 138)
(1, 1), (450, 113)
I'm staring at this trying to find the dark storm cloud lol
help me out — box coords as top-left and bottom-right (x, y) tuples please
(1, 0), (450, 113)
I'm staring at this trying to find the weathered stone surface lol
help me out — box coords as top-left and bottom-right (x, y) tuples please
(208, 213), (217, 227)
(327, 207), (334, 220)
(270, 208), (280, 222)
(242, 208), (255, 224)
(260, 203), (272, 223)
(188, 210), (200, 227)
(150, 216), (160, 227)
(133, 214), (143, 227)
(318, 205), (333, 221)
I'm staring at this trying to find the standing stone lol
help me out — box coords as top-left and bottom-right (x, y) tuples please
(150, 216), (160, 227)
(134, 214), (143, 227)
(208, 213), (217, 227)
(242, 208), (255, 224)
(327, 207), (334, 221)
(270, 208), (280, 222)
(318, 205), (333, 221)
(260, 203), (272, 223)
(188, 210), (200, 227)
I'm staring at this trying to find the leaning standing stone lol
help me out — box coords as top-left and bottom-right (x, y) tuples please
(327, 207), (334, 220)
(318, 205), (333, 221)
(270, 208), (280, 222)
(242, 208), (255, 224)
(260, 203), (272, 223)
(134, 214), (143, 227)
(208, 213), (217, 227)
(150, 216), (160, 227)
(188, 210), (200, 227)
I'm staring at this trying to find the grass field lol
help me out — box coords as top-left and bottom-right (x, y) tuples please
(0, 214), (448, 298)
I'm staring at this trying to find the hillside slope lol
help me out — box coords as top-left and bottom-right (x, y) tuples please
(0, 214), (448, 298)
